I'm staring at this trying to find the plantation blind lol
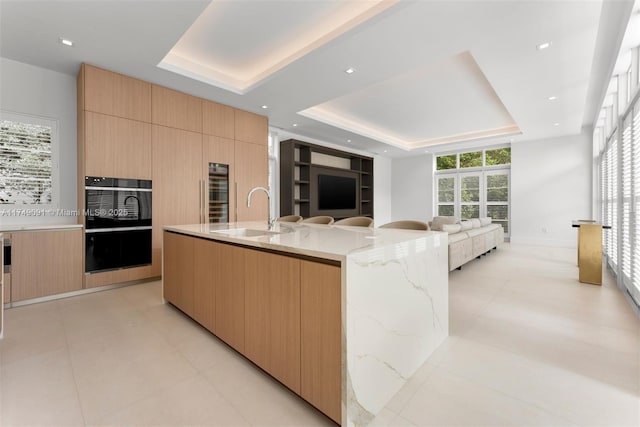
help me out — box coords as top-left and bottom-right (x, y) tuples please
(631, 102), (640, 302)
(0, 118), (53, 205)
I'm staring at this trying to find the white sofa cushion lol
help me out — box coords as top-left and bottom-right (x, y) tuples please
(480, 217), (492, 226)
(460, 220), (473, 231)
(442, 224), (462, 234)
(448, 232), (469, 243)
(431, 216), (460, 231)
(470, 218), (481, 228)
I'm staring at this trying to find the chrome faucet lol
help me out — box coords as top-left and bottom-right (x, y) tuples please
(247, 186), (274, 228)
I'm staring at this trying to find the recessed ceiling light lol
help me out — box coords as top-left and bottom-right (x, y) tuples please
(536, 41), (552, 50)
(347, 139), (352, 142)
(292, 123), (298, 127)
(548, 96), (557, 101)
(261, 105), (268, 109)
(554, 122), (560, 126)
(344, 67), (356, 74)
(59, 37), (74, 47)
(383, 150), (388, 153)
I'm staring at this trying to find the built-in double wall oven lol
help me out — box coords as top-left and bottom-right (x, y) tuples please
(85, 177), (152, 273)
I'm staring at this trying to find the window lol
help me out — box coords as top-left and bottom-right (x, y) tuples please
(459, 151), (482, 168)
(0, 111), (58, 206)
(436, 154), (456, 170)
(436, 176), (456, 216)
(434, 146), (510, 235)
(486, 171), (510, 234)
(485, 147), (511, 166)
(459, 173), (480, 219)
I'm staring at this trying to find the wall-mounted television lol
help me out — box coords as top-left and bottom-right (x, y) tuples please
(318, 174), (356, 210)
(310, 166), (360, 218)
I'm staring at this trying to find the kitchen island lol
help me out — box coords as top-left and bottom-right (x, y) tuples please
(163, 222), (448, 426)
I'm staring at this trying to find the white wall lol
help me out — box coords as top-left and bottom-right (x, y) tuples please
(511, 131), (592, 247)
(390, 153), (433, 223)
(0, 57), (77, 225)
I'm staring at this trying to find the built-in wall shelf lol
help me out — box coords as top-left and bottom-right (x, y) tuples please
(280, 139), (374, 220)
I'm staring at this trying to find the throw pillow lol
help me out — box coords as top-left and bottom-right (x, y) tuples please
(431, 216), (460, 231)
(479, 217), (492, 226)
(441, 224), (462, 234)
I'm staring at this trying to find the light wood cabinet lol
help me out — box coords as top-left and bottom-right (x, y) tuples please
(83, 64), (151, 122)
(203, 100), (235, 139)
(152, 85), (202, 133)
(163, 231), (195, 314)
(85, 265), (154, 289)
(163, 233), (343, 423)
(3, 273), (9, 304)
(193, 237), (216, 332)
(77, 64), (268, 288)
(235, 109), (268, 145)
(245, 250), (301, 394)
(84, 112), (152, 179)
(301, 261), (342, 423)
(235, 141), (269, 222)
(11, 229), (83, 301)
(214, 242), (245, 353)
(152, 126), (203, 276)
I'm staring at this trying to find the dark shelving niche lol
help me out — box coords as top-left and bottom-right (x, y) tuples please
(280, 139), (374, 220)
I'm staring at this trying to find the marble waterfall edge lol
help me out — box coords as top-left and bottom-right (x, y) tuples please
(343, 233), (449, 427)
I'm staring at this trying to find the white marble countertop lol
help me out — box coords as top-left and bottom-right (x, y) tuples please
(164, 222), (443, 262)
(0, 223), (83, 232)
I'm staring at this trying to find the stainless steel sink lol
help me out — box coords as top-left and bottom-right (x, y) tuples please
(211, 228), (281, 238)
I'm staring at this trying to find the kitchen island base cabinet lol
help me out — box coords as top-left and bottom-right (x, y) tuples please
(162, 231), (194, 315)
(301, 261), (342, 424)
(245, 250), (301, 394)
(162, 230), (341, 423)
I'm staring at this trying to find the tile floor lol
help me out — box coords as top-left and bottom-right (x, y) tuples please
(1, 243), (639, 426)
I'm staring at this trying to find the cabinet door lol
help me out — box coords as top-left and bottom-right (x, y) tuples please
(301, 261), (342, 423)
(235, 141), (268, 222)
(245, 250), (301, 393)
(214, 242), (246, 353)
(203, 100), (234, 139)
(3, 273), (9, 304)
(204, 135), (235, 223)
(193, 237), (216, 332)
(12, 229), (83, 301)
(234, 109), (268, 145)
(152, 126), (203, 276)
(163, 231), (194, 314)
(85, 112), (152, 179)
(83, 64), (151, 122)
(152, 85), (202, 133)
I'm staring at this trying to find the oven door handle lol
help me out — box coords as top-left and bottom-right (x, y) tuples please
(86, 226), (152, 233)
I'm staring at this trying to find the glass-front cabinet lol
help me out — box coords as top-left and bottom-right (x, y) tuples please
(208, 163), (229, 223)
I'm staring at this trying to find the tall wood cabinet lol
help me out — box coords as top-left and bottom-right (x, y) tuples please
(151, 125), (203, 276)
(78, 63), (268, 286)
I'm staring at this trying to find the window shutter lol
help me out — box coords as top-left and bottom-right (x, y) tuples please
(632, 104), (640, 301)
(0, 120), (53, 205)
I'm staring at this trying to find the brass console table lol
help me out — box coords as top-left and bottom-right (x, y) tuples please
(572, 221), (611, 285)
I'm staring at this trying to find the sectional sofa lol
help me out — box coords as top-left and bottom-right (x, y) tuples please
(429, 216), (504, 271)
